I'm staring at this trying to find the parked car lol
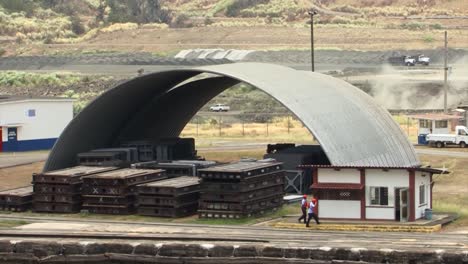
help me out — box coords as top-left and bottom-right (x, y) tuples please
(426, 126), (468, 148)
(209, 104), (230, 112)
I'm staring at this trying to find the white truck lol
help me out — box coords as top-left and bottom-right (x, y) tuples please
(209, 104), (230, 112)
(426, 126), (468, 148)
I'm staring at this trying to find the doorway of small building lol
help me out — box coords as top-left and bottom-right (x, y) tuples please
(395, 187), (409, 222)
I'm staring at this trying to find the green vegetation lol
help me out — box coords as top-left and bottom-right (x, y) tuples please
(106, 0), (170, 24)
(0, 219), (29, 228)
(422, 34), (435, 43)
(420, 155), (468, 229)
(0, 0), (464, 45)
(0, 71), (81, 87)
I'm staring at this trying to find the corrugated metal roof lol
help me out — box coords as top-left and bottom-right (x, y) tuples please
(300, 165), (449, 174)
(44, 62), (420, 172)
(408, 114), (463, 121)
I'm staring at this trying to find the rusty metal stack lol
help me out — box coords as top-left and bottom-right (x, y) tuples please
(82, 168), (166, 215)
(32, 166), (117, 213)
(137, 176), (200, 217)
(198, 160), (285, 219)
(0, 186), (33, 212)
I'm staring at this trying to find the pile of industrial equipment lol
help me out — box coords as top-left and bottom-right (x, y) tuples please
(0, 139), (325, 219)
(198, 160), (285, 219)
(137, 176), (200, 217)
(32, 166), (117, 213)
(82, 168), (166, 214)
(0, 186), (33, 212)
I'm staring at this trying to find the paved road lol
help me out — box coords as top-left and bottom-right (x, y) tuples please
(0, 151), (49, 168)
(0, 63), (384, 76)
(415, 148), (468, 158)
(0, 215), (466, 253)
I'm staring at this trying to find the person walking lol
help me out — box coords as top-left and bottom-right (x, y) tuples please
(298, 194), (307, 223)
(306, 194), (320, 227)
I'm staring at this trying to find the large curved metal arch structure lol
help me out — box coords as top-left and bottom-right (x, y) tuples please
(44, 63), (419, 171)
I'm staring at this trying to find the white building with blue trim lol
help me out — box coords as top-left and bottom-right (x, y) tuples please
(0, 96), (74, 152)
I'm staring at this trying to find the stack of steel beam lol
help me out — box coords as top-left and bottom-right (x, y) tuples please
(137, 176), (200, 217)
(0, 186), (33, 212)
(82, 168), (166, 215)
(132, 160), (217, 177)
(32, 166), (118, 213)
(198, 160), (285, 219)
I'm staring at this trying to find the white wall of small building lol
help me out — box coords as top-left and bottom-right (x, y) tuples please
(318, 168), (360, 183)
(415, 171), (431, 219)
(365, 169), (409, 220)
(319, 200), (361, 219)
(0, 100), (73, 141)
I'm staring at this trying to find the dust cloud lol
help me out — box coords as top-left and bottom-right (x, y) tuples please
(369, 59), (468, 110)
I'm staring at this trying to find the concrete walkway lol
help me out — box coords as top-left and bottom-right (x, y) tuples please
(0, 151), (49, 168)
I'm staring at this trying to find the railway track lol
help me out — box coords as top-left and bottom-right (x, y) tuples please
(0, 214), (467, 252)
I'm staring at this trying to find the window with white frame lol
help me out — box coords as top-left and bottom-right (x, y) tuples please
(419, 120), (432, 128)
(419, 185), (426, 205)
(435, 120), (448, 128)
(369, 187), (389, 206)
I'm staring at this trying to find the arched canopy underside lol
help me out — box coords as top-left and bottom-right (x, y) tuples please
(44, 63), (419, 171)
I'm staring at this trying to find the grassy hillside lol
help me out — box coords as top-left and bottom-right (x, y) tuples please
(1, 0), (466, 42)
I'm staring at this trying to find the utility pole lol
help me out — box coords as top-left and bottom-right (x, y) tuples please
(444, 31), (448, 114)
(308, 9), (318, 72)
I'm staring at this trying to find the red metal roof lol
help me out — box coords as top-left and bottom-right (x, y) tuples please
(298, 165), (449, 174)
(311, 183), (364, 190)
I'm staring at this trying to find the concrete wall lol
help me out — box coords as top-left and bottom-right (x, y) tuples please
(0, 100), (73, 151)
(415, 171), (431, 219)
(317, 168), (360, 183)
(0, 239), (463, 264)
(320, 200), (361, 219)
(365, 169), (409, 220)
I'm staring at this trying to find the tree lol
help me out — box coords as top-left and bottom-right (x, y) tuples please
(106, 0), (170, 24)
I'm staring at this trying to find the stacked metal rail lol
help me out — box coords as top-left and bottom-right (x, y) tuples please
(137, 176), (200, 217)
(198, 160), (285, 219)
(32, 166), (118, 213)
(0, 186), (33, 212)
(82, 169), (166, 214)
(132, 160), (217, 177)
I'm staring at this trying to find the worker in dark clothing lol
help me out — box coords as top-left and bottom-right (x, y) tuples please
(298, 194), (307, 223)
(306, 194), (320, 227)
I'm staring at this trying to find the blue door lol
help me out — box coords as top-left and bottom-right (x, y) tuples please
(7, 127), (18, 152)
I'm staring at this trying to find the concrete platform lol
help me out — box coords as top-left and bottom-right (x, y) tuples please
(267, 213), (457, 233)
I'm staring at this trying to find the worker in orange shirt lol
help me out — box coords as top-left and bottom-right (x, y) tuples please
(306, 194), (320, 227)
(298, 194), (307, 223)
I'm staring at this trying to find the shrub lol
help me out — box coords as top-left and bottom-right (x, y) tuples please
(429, 23), (443, 30)
(70, 15), (85, 35)
(0, 0), (34, 14)
(331, 5), (360, 14)
(401, 21), (426, 30)
(0, 48), (5, 56)
(422, 34), (435, 43)
(204, 16), (214, 25)
(171, 13), (192, 28)
(225, 0), (268, 17)
(100, 22), (138, 33)
(330, 16), (351, 24)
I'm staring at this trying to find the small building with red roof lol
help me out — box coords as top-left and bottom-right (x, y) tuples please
(299, 165), (448, 222)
